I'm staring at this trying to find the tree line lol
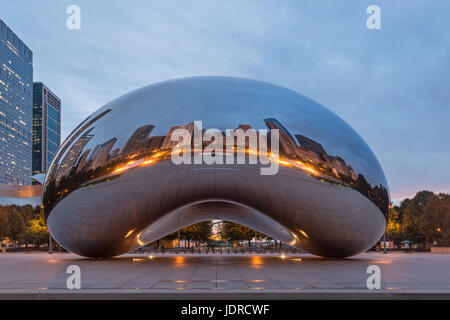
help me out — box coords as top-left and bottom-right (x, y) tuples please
(166, 191), (450, 249)
(0, 205), (49, 248)
(163, 221), (269, 247)
(1, 190), (449, 250)
(387, 191), (450, 248)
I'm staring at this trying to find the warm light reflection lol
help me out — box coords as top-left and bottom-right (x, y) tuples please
(250, 256), (263, 266)
(124, 229), (135, 238)
(136, 232), (145, 246)
(294, 161), (319, 175)
(174, 256), (186, 265)
(112, 150), (169, 175)
(290, 258), (302, 262)
(110, 146), (324, 179)
(298, 229), (309, 238)
(278, 160), (290, 166)
(374, 260), (391, 264)
(46, 259), (63, 264)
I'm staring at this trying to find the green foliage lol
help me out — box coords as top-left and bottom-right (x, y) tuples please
(386, 207), (403, 243)
(0, 205), (49, 247)
(163, 221), (213, 245)
(218, 221), (265, 245)
(387, 191), (450, 247)
(1, 190), (449, 250)
(0, 208), (8, 241)
(3, 207), (26, 243)
(181, 222), (213, 242)
(21, 213), (49, 248)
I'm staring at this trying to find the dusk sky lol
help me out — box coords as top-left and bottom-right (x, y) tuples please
(2, 0), (449, 202)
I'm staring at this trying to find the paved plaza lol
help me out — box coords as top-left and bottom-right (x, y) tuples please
(0, 252), (450, 299)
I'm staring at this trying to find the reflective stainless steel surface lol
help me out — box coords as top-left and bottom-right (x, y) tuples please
(43, 76), (389, 258)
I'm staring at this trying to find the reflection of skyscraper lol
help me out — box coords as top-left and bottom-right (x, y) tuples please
(233, 124), (255, 149)
(55, 130), (94, 183)
(121, 124), (155, 155)
(265, 118), (358, 180)
(75, 149), (91, 173)
(32, 83), (61, 175)
(88, 138), (117, 170)
(47, 109), (111, 182)
(264, 118), (298, 156)
(236, 124), (253, 132)
(295, 134), (326, 157)
(109, 148), (120, 160)
(328, 156), (357, 180)
(145, 136), (165, 150)
(162, 122), (195, 149)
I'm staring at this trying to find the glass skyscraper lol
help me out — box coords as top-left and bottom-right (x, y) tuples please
(32, 83), (61, 175)
(0, 18), (33, 185)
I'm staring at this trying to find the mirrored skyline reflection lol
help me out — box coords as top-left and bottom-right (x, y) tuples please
(45, 119), (389, 220)
(48, 77), (387, 186)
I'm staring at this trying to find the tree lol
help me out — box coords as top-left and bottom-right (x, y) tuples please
(394, 191), (450, 248)
(0, 208), (8, 241)
(21, 213), (49, 248)
(219, 221), (265, 246)
(181, 221), (213, 244)
(420, 193), (450, 246)
(386, 206), (405, 243)
(18, 205), (35, 226)
(4, 208), (26, 244)
(163, 221), (213, 247)
(399, 191), (435, 247)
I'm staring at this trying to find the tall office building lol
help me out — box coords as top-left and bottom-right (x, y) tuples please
(264, 118), (298, 156)
(0, 19), (33, 185)
(121, 124), (154, 154)
(32, 82), (61, 175)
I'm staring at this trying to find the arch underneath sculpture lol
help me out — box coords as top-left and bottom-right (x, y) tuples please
(139, 200), (295, 246)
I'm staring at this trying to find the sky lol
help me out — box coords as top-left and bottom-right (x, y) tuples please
(1, 0), (449, 203)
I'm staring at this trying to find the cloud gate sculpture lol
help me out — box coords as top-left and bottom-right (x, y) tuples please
(43, 76), (389, 258)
